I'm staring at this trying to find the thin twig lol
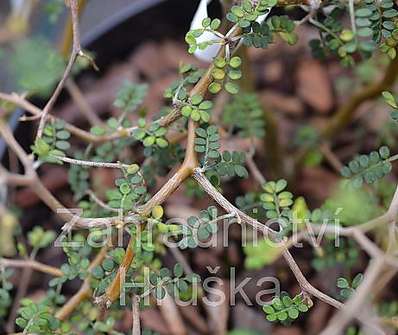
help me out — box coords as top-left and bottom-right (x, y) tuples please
(0, 92), (181, 144)
(0, 258), (63, 277)
(246, 149), (266, 185)
(193, 166), (398, 332)
(193, 168), (274, 234)
(192, 168), (342, 306)
(6, 266), (32, 333)
(158, 291), (188, 335)
(86, 189), (120, 213)
(0, 118), (32, 171)
(36, 0), (83, 139)
(320, 257), (386, 335)
(57, 156), (131, 169)
(348, 0), (357, 36)
(319, 143), (344, 173)
(240, 161), (398, 332)
(322, 56), (398, 139)
(65, 78), (103, 126)
(131, 295), (141, 335)
(282, 250), (343, 309)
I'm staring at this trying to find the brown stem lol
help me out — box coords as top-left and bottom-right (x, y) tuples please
(193, 168), (273, 235)
(158, 292), (188, 335)
(138, 165), (192, 216)
(131, 295), (141, 335)
(246, 152), (266, 185)
(192, 167), (388, 328)
(0, 258), (63, 277)
(320, 257), (386, 335)
(59, 0), (86, 57)
(282, 250), (343, 309)
(322, 56), (398, 139)
(98, 40), (223, 307)
(6, 267), (32, 333)
(96, 238), (135, 308)
(56, 280), (91, 321)
(319, 143), (344, 173)
(0, 92), (181, 144)
(0, 120), (139, 229)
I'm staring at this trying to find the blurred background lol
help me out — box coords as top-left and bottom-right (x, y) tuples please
(1, 1), (398, 334)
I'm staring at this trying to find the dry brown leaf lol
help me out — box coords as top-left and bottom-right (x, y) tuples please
(296, 59), (333, 114)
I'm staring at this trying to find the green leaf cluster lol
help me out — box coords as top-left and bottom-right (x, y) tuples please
(223, 93), (265, 138)
(312, 238), (359, 271)
(208, 56), (242, 95)
(268, 16), (298, 46)
(0, 269), (13, 319)
(93, 133), (135, 163)
(310, 0), (397, 63)
(126, 261), (200, 304)
(377, 0), (398, 58)
(146, 263), (193, 300)
(93, 248), (128, 295)
(181, 94), (213, 122)
(43, 120), (71, 151)
(194, 126), (248, 178)
(263, 293), (311, 323)
(28, 227), (55, 250)
(77, 199), (110, 219)
(68, 152), (90, 201)
(243, 20), (272, 48)
(106, 164), (147, 211)
(178, 206), (218, 249)
(309, 8), (354, 65)
(236, 192), (268, 221)
(50, 234), (92, 288)
(31, 120), (71, 164)
(341, 146), (392, 187)
(11, 38), (65, 97)
(350, 1), (378, 53)
(132, 119), (169, 148)
(16, 299), (62, 335)
(164, 64), (203, 100)
(227, 0), (276, 29)
(195, 125), (220, 167)
(142, 142), (185, 187)
(382, 91), (398, 122)
(113, 81), (148, 113)
(209, 151), (249, 179)
(260, 179), (293, 221)
(337, 273), (363, 300)
(185, 18), (222, 54)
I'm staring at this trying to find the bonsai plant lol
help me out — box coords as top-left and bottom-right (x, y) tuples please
(1, 0), (398, 334)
